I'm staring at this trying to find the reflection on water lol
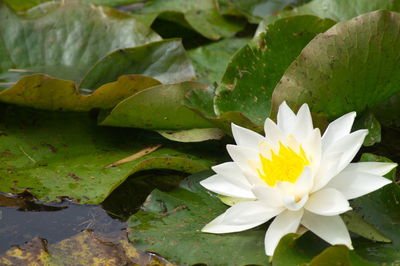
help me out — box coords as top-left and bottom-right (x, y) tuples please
(0, 194), (126, 253)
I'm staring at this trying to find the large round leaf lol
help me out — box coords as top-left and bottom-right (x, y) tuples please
(0, 105), (220, 204)
(214, 15), (335, 125)
(272, 11), (400, 119)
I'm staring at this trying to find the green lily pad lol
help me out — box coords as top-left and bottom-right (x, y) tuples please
(188, 38), (249, 85)
(0, 1), (160, 88)
(99, 82), (214, 130)
(128, 171), (269, 265)
(256, 0), (400, 34)
(272, 11), (400, 120)
(130, 0), (245, 40)
(214, 15), (335, 125)
(0, 105), (220, 204)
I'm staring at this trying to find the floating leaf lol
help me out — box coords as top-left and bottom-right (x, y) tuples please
(130, 0), (245, 40)
(272, 11), (400, 119)
(99, 82), (214, 130)
(0, 105), (220, 204)
(214, 15), (335, 125)
(188, 38), (249, 85)
(128, 171), (269, 265)
(256, 0), (400, 34)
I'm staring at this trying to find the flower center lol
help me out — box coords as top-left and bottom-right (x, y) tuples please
(257, 143), (309, 187)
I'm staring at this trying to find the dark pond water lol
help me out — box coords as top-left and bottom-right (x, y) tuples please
(0, 170), (185, 253)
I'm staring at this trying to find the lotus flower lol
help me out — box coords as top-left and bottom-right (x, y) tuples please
(200, 102), (396, 256)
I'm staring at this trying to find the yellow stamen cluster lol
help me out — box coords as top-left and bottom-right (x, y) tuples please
(258, 143), (309, 186)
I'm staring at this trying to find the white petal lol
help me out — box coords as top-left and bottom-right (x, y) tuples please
(231, 123), (265, 150)
(277, 101), (296, 135)
(226, 144), (258, 173)
(282, 194), (308, 211)
(202, 201), (282, 234)
(264, 118), (285, 144)
(326, 171), (392, 200)
(292, 104), (314, 142)
(313, 130), (368, 192)
(305, 188), (351, 216)
(301, 211), (352, 249)
(252, 186), (283, 208)
(322, 112), (356, 152)
(294, 167), (313, 196)
(334, 130), (369, 173)
(200, 174), (256, 199)
(264, 209), (304, 256)
(344, 162), (397, 176)
(312, 151), (342, 192)
(302, 128), (322, 168)
(212, 162), (252, 188)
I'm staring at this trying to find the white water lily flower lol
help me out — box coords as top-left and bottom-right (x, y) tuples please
(200, 102), (397, 256)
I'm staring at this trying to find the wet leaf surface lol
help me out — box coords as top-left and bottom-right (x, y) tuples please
(0, 105), (221, 204)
